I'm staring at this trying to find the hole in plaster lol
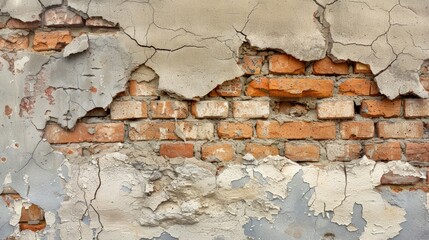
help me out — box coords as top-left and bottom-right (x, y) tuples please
(322, 233), (335, 240)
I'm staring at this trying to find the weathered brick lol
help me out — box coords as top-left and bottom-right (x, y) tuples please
(239, 55), (263, 74)
(269, 78), (334, 98)
(86, 17), (117, 28)
(404, 99), (429, 118)
(353, 62), (372, 74)
(285, 143), (320, 162)
(246, 78), (269, 97)
(209, 78), (242, 97)
(340, 121), (374, 139)
(326, 143), (361, 161)
(244, 143), (279, 159)
(160, 143), (194, 158)
(0, 30), (29, 51)
(202, 143), (234, 161)
(129, 121), (214, 140)
(256, 121), (336, 139)
(110, 100), (147, 120)
(317, 100), (354, 119)
(360, 99), (402, 118)
(313, 57), (349, 75)
(420, 76), (429, 91)
(268, 54), (305, 74)
(44, 123), (124, 144)
(232, 101), (270, 118)
(129, 80), (158, 96)
(380, 171), (422, 185)
(406, 143), (429, 162)
(150, 100), (188, 119)
(20, 222), (46, 232)
(33, 30), (72, 51)
(20, 205), (44, 223)
(217, 122), (253, 139)
(377, 121), (424, 139)
(0, 15), (9, 28)
(191, 101), (228, 118)
(339, 78), (379, 96)
(43, 7), (84, 27)
(277, 102), (308, 117)
(6, 19), (39, 29)
(364, 142), (402, 161)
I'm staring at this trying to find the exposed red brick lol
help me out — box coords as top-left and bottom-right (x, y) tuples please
(232, 101), (270, 118)
(360, 99), (402, 118)
(406, 143), (429, 162)
(269, 54), (305, 74)
(377, 121), (424, 139)
(209, 78), (242, 97)
(160, 143), (194, 158)
(33, 30), (73, 51)
(244, 143), (279, 159)
(326, 143), (362, 161)
(191, 101), (229, 118)
(20, 205), (44, 223)
(44, 123), (125, 144)
(217, 122), (253, 139)
(285, 143), (320, 162)
(420, 76), (429, 91)
(43, 7), (83, 27)
(6, 19), (40, 29)
(86, 17), (117, 28)
(313, 57), (349, 75)
(339, 78), (379, 96)
(404, 99), (429, 118)
(129, 80), (158, 96)
(269, 78), (334, 98)
(256, 121), (336, 140)
(239, 55), (263, 75)
(202, 143), (234, 161)
(150, 100), (188, 119)
(0, 30), (29, 51)
(19, 222), (46, 232)
(317, 100), (354, 119)
(246, 78), (269, 97)
(364, 142), (402, 161)
(129, 121), (214, 141)
(380, 171), (422, 185)
(353, 62), (372, 74)
(110, 100), (147, 120)
(340, 121), (374, 139)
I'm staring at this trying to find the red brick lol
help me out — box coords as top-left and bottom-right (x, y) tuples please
(129, 80), (158, 96)
(19, 222), (46, 232)
(110, 100), (147, 120)
(360, 99), (402, 118)
(340, 121), (374, 139)
(209, 78), (242, 97)
(43, 7), (84, 27)
(0, 30), (29, 51)
(313, 57), (349, 75)
(202, 143), (234, 161)
(160, 143), (194, 158)
(217, 122), (253, 139)
(150, 100), (188, 119)
(339, 78), (379, 96)
(285, 143), (320, 162)
(256, 121), (336, 140)
(244, 143), (279, 159)
(86, 17), (117, 28)
(317, 100), (354, 119)
(129, 121), (214, 140)
(239, 55), (263, 75)
(246, 78), (269, 97)
(406, 143), (429, 162)
(268, 54), (305, 74)
(326, 143), (362, 161)
(420, 76), (429, 91)
(377, 121), (424, 139)
(404, 99), (429, 118)
(353, 62), (372, 74)
(20, 205), (44, 223)
(269, 78), (334, 98)
(6, 19), (40, 29)
(232, 101), (270, 118)
(33, 30), (73, 51)
(44, 123), (124, 144)
(191, 101), (229, 118)
(380, 171), (422, 185)
(364, 142), (402, 161)
(277, 102), (308, 117)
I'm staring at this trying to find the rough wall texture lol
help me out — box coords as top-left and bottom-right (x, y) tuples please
(0, 0), (428, 239)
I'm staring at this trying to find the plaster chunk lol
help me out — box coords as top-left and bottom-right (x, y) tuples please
(63, 34), (89, 57)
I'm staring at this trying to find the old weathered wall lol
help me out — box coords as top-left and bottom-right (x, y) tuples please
(0, 0), (428, 239)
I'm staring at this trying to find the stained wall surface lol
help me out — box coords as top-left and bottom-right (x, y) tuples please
(0, 0), (428, 239)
